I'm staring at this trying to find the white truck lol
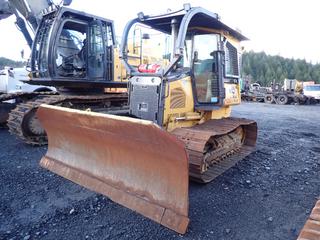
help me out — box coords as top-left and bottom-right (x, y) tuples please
(303, 84), (320, 103)
(0, 66), (55, 95)
(0, 67), (55, 124)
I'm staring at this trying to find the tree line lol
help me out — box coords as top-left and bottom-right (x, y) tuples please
(242, 51), (320, 86)
(0, 57), (26, 70)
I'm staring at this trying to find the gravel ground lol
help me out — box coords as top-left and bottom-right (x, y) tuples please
(0, 102), (319, 240)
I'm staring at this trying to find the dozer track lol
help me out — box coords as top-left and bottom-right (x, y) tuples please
(172, 118), (257, 183)
(298, 199), (320, 240)
(7, 94), (127, 145)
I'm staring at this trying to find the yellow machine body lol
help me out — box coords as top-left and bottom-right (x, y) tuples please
(38, 6), (257, 234)
(163, 75), (241, 132)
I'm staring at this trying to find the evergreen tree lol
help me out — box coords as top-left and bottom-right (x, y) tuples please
(0, 57), (26, 69)
(242, 51), (320, 85)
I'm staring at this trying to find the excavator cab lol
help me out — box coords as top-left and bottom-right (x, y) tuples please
(37, 5), (257, 234)
(30, 7), (125, 89)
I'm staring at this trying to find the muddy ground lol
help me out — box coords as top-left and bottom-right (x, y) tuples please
(0, 102), (319, 240)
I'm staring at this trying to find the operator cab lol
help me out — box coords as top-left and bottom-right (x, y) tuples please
(30, 7), (124, 90)
(121, 5), (247, 113)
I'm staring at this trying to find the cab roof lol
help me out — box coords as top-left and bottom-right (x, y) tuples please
(137, 7), (248, 41)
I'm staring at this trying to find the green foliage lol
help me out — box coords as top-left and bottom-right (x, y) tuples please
(242, 51), (320, 86)
(0, 57), (26, 70)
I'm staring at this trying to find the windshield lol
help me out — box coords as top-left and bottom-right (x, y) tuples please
(192, 33), (220, 103)
(304, 85), (320, 91)
(55, 21), (87, 78)
(125, 23), (172, 69)
(126, 23), (198, 73)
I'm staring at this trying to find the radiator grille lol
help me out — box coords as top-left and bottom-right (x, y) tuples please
(170, 88), (186, 109)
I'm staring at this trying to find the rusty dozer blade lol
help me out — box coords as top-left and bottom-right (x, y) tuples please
(37, 104), (189, 234)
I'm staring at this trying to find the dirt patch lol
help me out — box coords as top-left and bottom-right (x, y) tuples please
(0, 102), (319, 240)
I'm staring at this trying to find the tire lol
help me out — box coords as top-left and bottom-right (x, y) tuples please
(293, 96), (300, 104)
(34, 88), (52, 93)
(305, 98), (311, 105)
(307, 97), (317, 105)
(264, 94), (274, 104)
(275, 94), (288, 105)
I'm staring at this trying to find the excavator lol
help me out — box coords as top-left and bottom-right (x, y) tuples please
(0, 0), (130, 144)
(36, 5), (258, 234)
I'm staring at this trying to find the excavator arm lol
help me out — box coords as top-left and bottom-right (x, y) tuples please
(0, 0), (72, 48)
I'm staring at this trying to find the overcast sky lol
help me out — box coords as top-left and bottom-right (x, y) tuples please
(0, 0), (320, 63)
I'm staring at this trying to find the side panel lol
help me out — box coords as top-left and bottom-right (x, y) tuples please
(163, 76), (199, 131)
(162, 77), (237, 130)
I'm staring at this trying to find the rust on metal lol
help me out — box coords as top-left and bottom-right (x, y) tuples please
(172, 117), (257, 183)
(37, 104), (189, 234)
(298, 199), (320, 240)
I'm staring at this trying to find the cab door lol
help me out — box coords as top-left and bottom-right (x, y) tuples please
(88, 20), (106, 80)
(192, 33), (224, 107)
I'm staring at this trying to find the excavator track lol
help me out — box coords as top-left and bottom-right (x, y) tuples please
(172, 117), (257, 183)
(0, 91), (56, 102)
(0, 91), (57, 125)
(7, 94), (127, 145)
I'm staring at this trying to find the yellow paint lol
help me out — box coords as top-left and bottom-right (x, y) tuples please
(107, 44), (171, 93)
(162, 76), (232, 131)
(224, 83), (241, 105)
(113, 48), (127, 83)
(163, 76), (199, 131)
(126, 41), (170, 67)
(106, 46), (148, 93)
(203, 107), (231, 120)
(102, 48), (129, 93)
(104, 88), (127, 93)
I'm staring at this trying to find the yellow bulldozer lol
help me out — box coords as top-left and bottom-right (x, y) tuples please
(37, 5), (257, 234)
